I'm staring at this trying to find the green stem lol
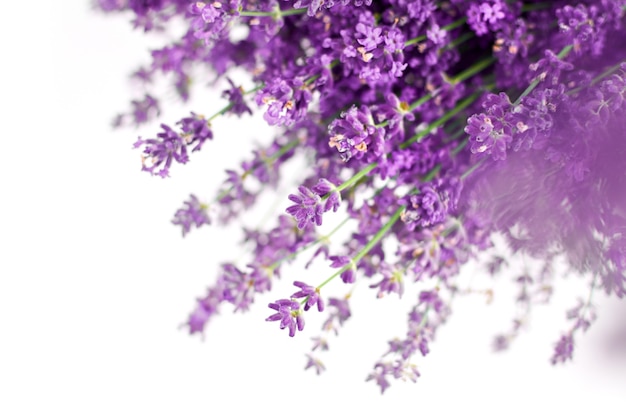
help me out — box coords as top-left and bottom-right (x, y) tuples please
(306, 116), (475, 294)
(460, 158), (485, 180)
(401, 91), (481, 148)
(333, 163), (377, 194)
(451, 138), (468, 156)
(446, 31), (474, 51)
(451, 56), (496, 84)
(317, 205), (405, 290)
(269, 215), (352, 271)
(409, 93), (434, 111)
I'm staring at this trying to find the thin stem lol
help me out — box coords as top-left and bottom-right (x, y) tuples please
(460, 158), (485, 180)
(269, 215), (352, 271)
(317, 205), (405, 290)
(451, 56), (496, 84)
(409, 93), (434, 111)
(446, 31), (474, 50)
(333, 163), (377, 194)
(401, 91), (481, 148)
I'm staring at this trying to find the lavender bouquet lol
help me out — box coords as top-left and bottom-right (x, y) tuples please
(99, 0), (626, 392)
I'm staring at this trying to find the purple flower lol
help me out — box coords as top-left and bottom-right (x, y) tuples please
(373, 93), (416, 142)
(322, 296), (352, 334)
(400, 180), (459, 230)
(185, 282), (224, 335)
(189, 1), (238, 43)
(134, 113), (214, 177)
(328, 105), (385, 163)
(366, 363), (392, 394)
(555, 3), (623, 57)
(312, 178), (341, 213)
(134, 124), (187, 178)
(178, 112), (213, 152)
(311, 336), (329, 351)
(370, 263), (404, 298)
(256, 78), (312, 127)
(171, 194), (211, 236)
(529, 50), (574, 86)
(266, 299), (305, 337)
(467, 0), (510, 36)
(355, 21), (383, 51)
(286, 185), (325, 229)
(129, 0), (163, 15)
(286, 179), (341, 229)
(186, 299), (215, 335)
(113, 94), (160, 127)
(221, 263), (271, 312)
(97, 0), (125, 11)
(551, 333), (574, 364)
(221, 78), (252, 117)
(104, 0), (626, 392)
(366, 361), (420, 394)
(465, 112), (511, 160)
(329, 255), (357, 284)
(291, 281), (324, 312)
(304, 354), (326, 375)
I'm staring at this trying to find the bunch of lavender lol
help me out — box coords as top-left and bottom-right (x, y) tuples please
(99, 0), (626, 392)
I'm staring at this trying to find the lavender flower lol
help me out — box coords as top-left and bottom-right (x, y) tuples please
(286, 179), (341, 229)
(256, 78), (312, 127)
(189, 1), (237, 43)
(134, 113), (213, 177)
(266, 299), (305, 337)
(322, 296), (351, 334)
(184, 282), (224, 335)
(328, 105), (385, 163)
(551, 334), (574, 364)
(304, 354), (326, 375)
(113, 94), (160, 127)
(329, 255), (357, 284)
(171, 194), (211, 236)
(134, 124), (187, 178)
(369, 262), (404, 298)
(103, 0), (626, 393)
(400, 179), (460, 230)
(221, 78), (252, 117)
(291, 281), (324, 312)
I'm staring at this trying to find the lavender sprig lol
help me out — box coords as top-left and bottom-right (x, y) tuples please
(101, 0), (626, 393)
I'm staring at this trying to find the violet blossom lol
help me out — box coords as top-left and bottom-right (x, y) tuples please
(100, 0), (626, 394)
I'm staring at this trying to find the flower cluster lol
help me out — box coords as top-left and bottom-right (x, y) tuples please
(286, 178), (341, 229)
(134, 112), (213, 177)
(101, 0), (626, 393)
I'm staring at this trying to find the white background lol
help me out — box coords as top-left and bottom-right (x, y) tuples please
(1, 1), (625, 413)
